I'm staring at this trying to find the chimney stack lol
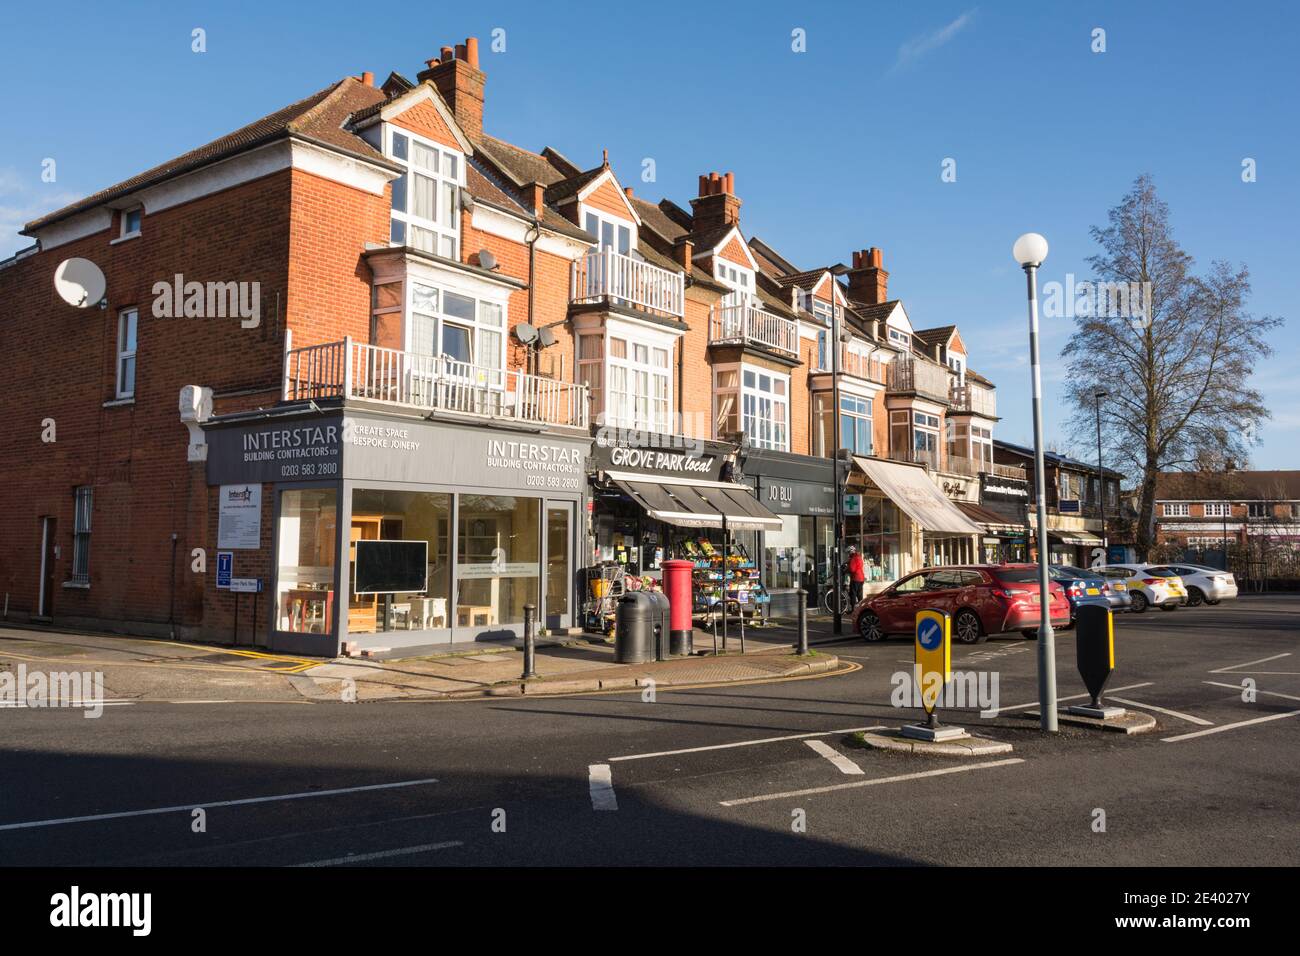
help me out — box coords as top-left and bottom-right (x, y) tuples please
(847, 246), (889, 305)
(690, 170), (742, 236)
(418, 37), (487, 142)
(360, 71), (375, 87)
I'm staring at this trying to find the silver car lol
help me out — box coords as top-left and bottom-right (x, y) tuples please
(1147, 564), (1238, 606)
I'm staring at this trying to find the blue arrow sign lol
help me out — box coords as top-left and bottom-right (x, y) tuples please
(216, 551), (233, 589)
(918, 617), (942, 651)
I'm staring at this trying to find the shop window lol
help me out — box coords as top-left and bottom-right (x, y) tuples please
(346, 489), (451, 636)
(277, 489), (338, 634)
(456, 495), (540, 632)
(843, 495), (900, 582)
(762, 514), (802, 590)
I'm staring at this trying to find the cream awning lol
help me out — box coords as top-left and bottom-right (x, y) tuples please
(851, 456), (983, 535)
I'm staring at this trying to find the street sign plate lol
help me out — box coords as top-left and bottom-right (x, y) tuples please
(229, 577), (262, 593)
(216, 551), (233, 589)
(915, 608), (951, 716)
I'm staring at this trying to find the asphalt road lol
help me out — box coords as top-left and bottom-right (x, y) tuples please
(1, 596), (1297, 867)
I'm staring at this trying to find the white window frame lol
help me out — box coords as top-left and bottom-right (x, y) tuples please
(736, 365), (789, 451)
(405, 279), (506, 386)
(714, 260), (755, 294)
(116, 307), (138, 399)
(887, 326), (911, 350)
(119, 206), (142, 239)
(386, 125), (464, 261)
(1163, 502), (1190, 517)
(1203, 501), (1230, 517)
(839, 394), (872, 455)
(912, 410), (939, 461)
(599, 325), (673, 433)
(582, 208), (635, 257)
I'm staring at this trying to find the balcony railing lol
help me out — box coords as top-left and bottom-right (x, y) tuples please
(283, 335), (589, 430)
(887, 357), (952, 402)
(708, 293), (799, 357)
(946, 455), (1027, 481)
(949, 382), (997, 417)
(889, 446), (940, 471)
(838, 346), (887, 383)
(571, 249), (684, 318)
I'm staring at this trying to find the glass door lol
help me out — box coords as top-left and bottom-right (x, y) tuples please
(544, 502), (574, 630)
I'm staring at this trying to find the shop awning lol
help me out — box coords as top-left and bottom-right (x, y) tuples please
(851, 456), (983, 535)
(606, 472), (784, 532)
(957, 501), (1027, 535)
(1049, 530), (1104, 547)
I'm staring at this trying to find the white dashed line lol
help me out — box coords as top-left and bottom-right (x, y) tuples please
(719, 758), (1025, 807)
(982, 682), (1154, 716)
(588, 763), (618, 811)
(1106, 697), (1213, 726)
(804, 739), (864, 775)
(294, 841), (463, 867)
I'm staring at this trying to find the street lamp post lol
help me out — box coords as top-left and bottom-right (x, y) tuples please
(828, 263), (850, 635)
(1095, 390), (1109, 558)
(1013, 233), (1058, 733)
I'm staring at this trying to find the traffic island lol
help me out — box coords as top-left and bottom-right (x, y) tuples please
(850, 729), (1014, 757)
(1022, 708), (1157, 735)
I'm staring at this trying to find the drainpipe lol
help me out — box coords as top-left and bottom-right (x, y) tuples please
(526, 222), (540, 376)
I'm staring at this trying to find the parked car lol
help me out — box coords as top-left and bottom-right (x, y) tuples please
(1146, 564), (1238, 606)
(852, 564), (1071, 644)
(1095, 564), (1187, 613)
(1050, 564), (1132, 617)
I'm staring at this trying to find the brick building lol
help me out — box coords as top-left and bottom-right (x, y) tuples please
(0, 35), (1023, 652)
(1152, 470), (1300, 573)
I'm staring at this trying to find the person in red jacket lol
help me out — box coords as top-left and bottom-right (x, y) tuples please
(846, 545), (866, 608)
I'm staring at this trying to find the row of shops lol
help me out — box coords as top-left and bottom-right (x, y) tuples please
(202, 407), (1092, 656)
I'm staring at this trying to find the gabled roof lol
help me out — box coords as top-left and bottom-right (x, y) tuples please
(848, 300), (902, 327)
(25, 77), (392, 234)
(347, 81), (475, 154)
(1155, 470), (1300, 501)
(747, 236), (800, 277)
(545, 166), (641, 225)
(465, 156), (592, 243)
(913, 325), (957, 349)
(475, 135), (568, 187)
(630, 195), (687, 243)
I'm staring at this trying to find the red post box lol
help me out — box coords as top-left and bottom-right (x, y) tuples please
(661, 559), (695, 656)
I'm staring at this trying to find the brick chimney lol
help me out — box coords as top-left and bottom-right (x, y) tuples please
(690, 170), (742, 237)
(418, 37), (486, 142)
(672, 236), (693, 271)
(847, 247), (889, 305)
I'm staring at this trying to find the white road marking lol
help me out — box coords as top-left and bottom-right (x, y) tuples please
(0, 778), (440, 832)
(608, 726), (886, 762)
(982, 682), (1154, 716)
(1209, 653), (1291, 674)
(294, 841), (463, 867)
(0, 700), (134, 707)
(588, 763), (618, 811)
(804, 739), (864, 775)
(1107, 696), (1213, 726)
(1162, 710), (1300, 743)
(1204, 681), (1300, 703)
(719, 758), (1025, 807)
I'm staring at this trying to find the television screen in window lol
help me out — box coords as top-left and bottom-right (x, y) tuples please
(354, 539), (428, 594)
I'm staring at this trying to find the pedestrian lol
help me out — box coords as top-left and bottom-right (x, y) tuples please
(846, 545), (865, 608)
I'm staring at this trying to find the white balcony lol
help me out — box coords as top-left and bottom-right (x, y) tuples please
(708, 293), (799, 357)
(571, 249), (684, 318)
(887, 356), (953, 402)
(283, 335), (589, 430)
(950, 382), (997, 417)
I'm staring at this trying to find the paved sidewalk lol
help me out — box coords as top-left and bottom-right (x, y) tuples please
(0, 618), (851, 704)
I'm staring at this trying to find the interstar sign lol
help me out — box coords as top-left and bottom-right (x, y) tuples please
(610, 446), (713, 473)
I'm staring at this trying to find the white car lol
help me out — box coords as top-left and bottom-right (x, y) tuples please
(1147, 564), (1238, 606)
(1096, 564), (1188, 613)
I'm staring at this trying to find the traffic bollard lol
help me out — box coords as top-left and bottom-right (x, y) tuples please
(797, 589), (809, 655)
(522, 603), (537, 679)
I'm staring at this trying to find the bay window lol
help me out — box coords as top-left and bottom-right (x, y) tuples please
(839, 395), (872, 454)
(408, 280), (505, 385)
(388, 127), (462, 261)
(717, 366), (788, 451)
(913, 411), (939, 467)
(597, 333), (671, 432)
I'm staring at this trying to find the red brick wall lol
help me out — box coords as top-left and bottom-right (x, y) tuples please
(389, 99), (463, 153)
(583, 180), (634, 222)
(0, 169), (294, 634)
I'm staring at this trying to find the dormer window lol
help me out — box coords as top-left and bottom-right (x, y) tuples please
(584, 210), (633, 256)
(387, 126), (463, 260)
(715, 261), (753, 293)
(947, 354), (965, 379)
(887, 327), (910, 350)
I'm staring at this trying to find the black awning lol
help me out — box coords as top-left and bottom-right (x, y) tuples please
(610, 478), (784, 532)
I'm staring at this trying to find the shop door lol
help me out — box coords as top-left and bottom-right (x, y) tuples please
(37, 516), (56, 618)
(543, 502), (574, 630)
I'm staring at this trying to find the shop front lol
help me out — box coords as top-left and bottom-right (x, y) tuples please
(585, 432), (783, 631)
(738, 449), (837, 617)
(977, 472), (1032, 563)
(204, 408), (589, 656)
(847, 456), (982, 589)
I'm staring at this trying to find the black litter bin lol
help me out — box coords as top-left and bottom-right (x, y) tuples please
(645, 590), (672, 660)
(615, 592), (657, 663)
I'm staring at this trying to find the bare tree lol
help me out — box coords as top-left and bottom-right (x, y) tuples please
(1061, 175), (1283, 558)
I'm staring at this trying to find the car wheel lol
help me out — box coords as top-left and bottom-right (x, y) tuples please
(1186, 587), (1204, 607)
(857, 610), (884, 642)
(1129, 591), (1148, 613)
(1021, 629), (1038, 640)
(954, 609), (985, 645)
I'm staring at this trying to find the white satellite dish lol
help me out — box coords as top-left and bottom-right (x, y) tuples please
(54, 257), (107, 308)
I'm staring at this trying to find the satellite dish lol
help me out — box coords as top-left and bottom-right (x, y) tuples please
(54, 257), (106, 308)
(513, 323), (538, 345)
(478, 249), (498, 271)
(537, 327), (557, 347)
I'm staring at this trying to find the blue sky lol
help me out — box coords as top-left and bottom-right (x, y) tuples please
(2, 0), (1296, 470)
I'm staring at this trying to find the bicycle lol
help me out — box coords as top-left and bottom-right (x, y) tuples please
(820, 578), (851, 616)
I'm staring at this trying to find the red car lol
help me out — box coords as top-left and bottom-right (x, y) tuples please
(851, 565), (1072, 644)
